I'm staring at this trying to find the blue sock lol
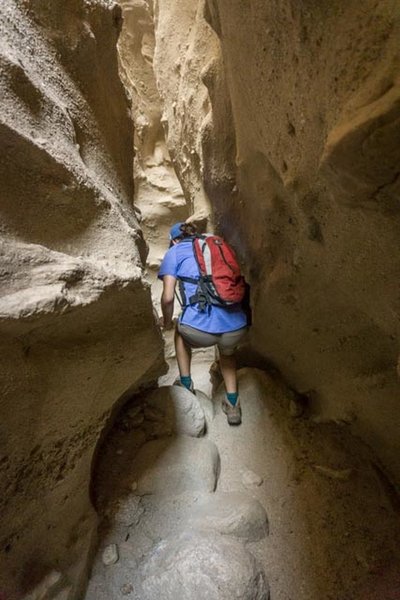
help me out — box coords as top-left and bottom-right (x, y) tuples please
(226, 392), (238, 406)
(180, 375), (192, 390)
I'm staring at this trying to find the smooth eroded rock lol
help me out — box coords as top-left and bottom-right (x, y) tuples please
(194, 389), (215, 425)
(131, 436), (220, 495)
(144, 385), (206, 437)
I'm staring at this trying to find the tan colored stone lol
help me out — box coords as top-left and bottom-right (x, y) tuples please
(0, 1), (165, 597)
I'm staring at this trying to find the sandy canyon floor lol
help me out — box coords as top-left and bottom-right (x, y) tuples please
(85, 343), (400, 600)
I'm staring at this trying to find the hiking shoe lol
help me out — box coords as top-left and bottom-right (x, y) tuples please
(222, 398), (242, 426)
(173, 378), (195, 394)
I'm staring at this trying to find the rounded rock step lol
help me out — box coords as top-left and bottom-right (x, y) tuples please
(194, 389), (215, 426)
(140, 530), (269, 600)
(131, 436), (220, 496)
(144, 385), (206, 437)
(187, 491), (269, 542)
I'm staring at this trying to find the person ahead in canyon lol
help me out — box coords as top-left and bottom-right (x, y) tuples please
(158, 222), (248, 425)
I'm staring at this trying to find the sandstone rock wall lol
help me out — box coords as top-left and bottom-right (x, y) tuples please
(117, 0), (190, 308)
(151, 0), (400, 482)
(152, 0), (218, 222)
(0, 1), (165, 597)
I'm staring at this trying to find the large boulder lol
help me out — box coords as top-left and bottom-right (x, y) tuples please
(140, 530), (269, 600)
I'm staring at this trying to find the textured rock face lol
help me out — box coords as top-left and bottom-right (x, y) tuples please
(152, 0), (224, 222)
(187, 491), (269, 542)
(150, 0), (400, 482)
(0, 1), (164, 597)
(140, 530), (269, 600)
(117, 0), (189, 284)
(117, 0), (199, 381)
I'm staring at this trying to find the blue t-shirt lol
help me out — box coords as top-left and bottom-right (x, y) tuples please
(158, 238), (247, 334)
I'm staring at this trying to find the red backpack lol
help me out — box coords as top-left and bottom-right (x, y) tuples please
(178, 235), (246, 311)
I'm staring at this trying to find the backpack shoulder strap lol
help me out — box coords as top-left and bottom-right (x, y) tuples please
(175, 234), (199, 307)
(192, 235), (209, 277)
(175, 235), (217, 313)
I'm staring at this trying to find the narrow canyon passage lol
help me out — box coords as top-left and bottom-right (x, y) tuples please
(1, 1), (400, 600)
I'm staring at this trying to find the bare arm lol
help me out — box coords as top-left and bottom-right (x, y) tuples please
(161, 275), (177, 329)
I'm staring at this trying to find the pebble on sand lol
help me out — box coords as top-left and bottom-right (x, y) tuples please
(102, 544), (119, 566)
(242, 469), (264, 488)
(120, 583), (134, 596)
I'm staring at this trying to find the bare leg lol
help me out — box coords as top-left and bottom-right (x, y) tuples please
(174, 329), (192, 377)
(219, 354), (237, 394)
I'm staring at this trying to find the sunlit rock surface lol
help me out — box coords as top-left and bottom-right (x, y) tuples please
(117, 0), (189, 294)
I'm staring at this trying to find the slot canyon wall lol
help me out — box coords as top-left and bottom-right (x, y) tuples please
(117, 0), (190, 291)
(141, 0), (400, 482)
(0, 1), (165, 598)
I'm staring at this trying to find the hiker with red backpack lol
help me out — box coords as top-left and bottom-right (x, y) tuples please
(158, 222), (248, 425)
